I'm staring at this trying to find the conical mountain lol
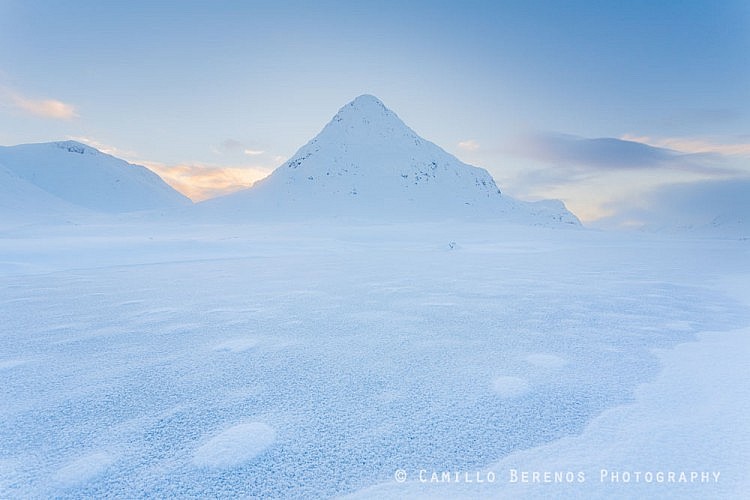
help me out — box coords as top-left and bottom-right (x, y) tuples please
(203, 95), (579, 224)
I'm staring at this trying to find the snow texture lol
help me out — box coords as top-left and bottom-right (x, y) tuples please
(491, 377), (531, 398)
(53, 452), (115, 487)
(192, 422), (276, 469)
(1, 220), (748, 498)
(348, 327), (750, 499)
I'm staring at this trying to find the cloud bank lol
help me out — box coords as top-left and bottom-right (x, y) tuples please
(508, 131), (725, 172)
(621, 134), (750, 157)
(503, 130), (750, 230)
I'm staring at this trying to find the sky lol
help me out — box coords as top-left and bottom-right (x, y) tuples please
(1, 0), (749, 227)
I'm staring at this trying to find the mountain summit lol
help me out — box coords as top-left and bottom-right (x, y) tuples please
(203, 95), (579, 224)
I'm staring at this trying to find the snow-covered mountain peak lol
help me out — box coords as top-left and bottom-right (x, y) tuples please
(351, 93), (382, 105)
(334, 94), (393, 123)
(202, 94), (580, 225)
(316, 94), (419, 148)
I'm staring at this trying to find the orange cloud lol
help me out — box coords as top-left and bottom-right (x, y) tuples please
(6, 89), (78, 119)
(143, 162), (272, 201)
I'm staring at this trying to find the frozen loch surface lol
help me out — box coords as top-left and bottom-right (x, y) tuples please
(0, 220), (748, 498)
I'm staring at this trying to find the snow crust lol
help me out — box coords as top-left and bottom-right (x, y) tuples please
(348, 325), (750, 499)
(1, 220), (747, 498)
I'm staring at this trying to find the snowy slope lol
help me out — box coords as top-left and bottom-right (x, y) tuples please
(0, 141), (191, 213)
(202, 95), (580, 225)
(0, 162), (85, 215)
(0, 162), (95, 229)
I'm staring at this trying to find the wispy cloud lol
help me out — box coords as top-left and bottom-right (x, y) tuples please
(214, 138), (265, 157)
(2, 87), (78, 119)
(621, 134), (750, 157)
(143, 162), (272, 201)
(458, 139), (480, 152)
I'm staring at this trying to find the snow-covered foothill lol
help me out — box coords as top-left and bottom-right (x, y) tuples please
(0, 141), (191, 214)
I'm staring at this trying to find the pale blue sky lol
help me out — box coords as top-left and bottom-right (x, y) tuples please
(1, 0), (749, 224)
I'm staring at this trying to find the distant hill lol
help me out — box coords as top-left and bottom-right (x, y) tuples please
(0, 141), (191, 214)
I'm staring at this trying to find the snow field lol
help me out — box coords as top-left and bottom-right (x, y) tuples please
(0, 222), (747, 498)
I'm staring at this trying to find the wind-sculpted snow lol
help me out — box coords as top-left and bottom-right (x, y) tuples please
(0, 222), (747, 498)
(193, 422), (276, 469)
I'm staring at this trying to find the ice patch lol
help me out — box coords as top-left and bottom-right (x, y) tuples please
(491, 376), (530, 398)
(524, 353), (568, 369)
(213, 337), (260, 352)
(54, 452), (114, 487)
(192, 422), (276, 468)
